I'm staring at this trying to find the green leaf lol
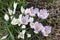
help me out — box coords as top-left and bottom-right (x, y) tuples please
(7, 25), (15, 40)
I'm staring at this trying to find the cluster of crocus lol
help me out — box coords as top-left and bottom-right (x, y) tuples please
(4, 2), (51, 39)
(30, 22), (51, 36)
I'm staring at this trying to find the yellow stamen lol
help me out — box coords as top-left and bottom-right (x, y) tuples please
(46, 31), (49, 35)
(30, 10), (34, 14)
(36, 26), (40, 31)
(41, 13), (45, 16)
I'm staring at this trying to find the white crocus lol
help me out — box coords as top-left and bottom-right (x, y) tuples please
(21, 6), (25, 13)
(27, 33), (31, 38)
(30, 22), (34, 28)
(21, 25), (26, 29)
(25, 8), (30, 14)
(1, 35), (8, 40)
(4, 14), (9, 21)
(8, 8), (13, 15)
(17, 14), (22, 26)
(17, 19), (21, 26)
(22, 30), (26, 34)
(18, 32), (24, 39)
(11, 17), (18, 25)
(18, 30), (26, 39)
(13, 2), (17, 14)
(29, 17), (34, 23)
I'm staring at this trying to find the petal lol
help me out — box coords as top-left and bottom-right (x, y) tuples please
(29, 17), (34, 23)
(13, 2), (17, 9)
(21, 25), (26, 29)
(42, 31), (49, 36)
(1, 34), (8, 40)
(8, 8), (13, 15)
(45, 26), (51, 33)
(18, 32), (24, 39)
(34, 30), (38, 34)
(27, 33), (31, 38)
(21, 6), (25, 13)
(30, 22), (34, 28)
(4, 14), (9, 21)
(34, 8), (39, 14)
(25, 8), (30, 14)
(11, 18), (18, 25)
(22, 30), (26, 34)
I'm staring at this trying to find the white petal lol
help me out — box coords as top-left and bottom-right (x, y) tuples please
(13, 2), (17, 9)
(13, 9), (16, 14)
(10, 16), (13, 20)
(27, 33), (31, 38)
(29, 17), (34, 22)
(13, 2), (17, 14)
(21, 6), (25, 13)
(8, 8), (13, 15)
(19, 14), (22, 19)
(4, 14), (9, 21)
(1, 35), (8, 40)
(22, 30), (26, 34)
(21, 25), (26, 29)
(30, 22), (34, 28)
(18, 32), (24, 39)
(17, 19), (21, 26)
(34, 31), (38, 34)
(25, 8), (30, 14)
(11, 17), (18, 25)
(20, 35), (24, 39)
(18, 32), (21, 38)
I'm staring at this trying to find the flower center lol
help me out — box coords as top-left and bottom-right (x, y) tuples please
(46, 31), (49, 35)
(45, 29), (49, 35)
(41, 13), (45, 16)
(22, 18), (26, 23)
(30, 10), (34, 14)
(36, 25), (40, 31)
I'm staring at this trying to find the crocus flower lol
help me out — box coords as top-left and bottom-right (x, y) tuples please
(37, 9), (49, 19)
(27, 33), (31, 38)
(11, 17), (18, 25)
(41, 26), (51, 36)
(34, 22), (44, 34)
(4, 14), (9, 21)
(18, 30), (26, 39)
(13, 2), (17, 14)
(20, 15), (29, 25)
(21, 6), (25, 13)
(25, 8), (30, 15)
(8, 8), (13, 15)
(28, 7), (37, 16)
(21, 25), (26, 29)
(29, 17), (34, 23)
(18, 32), (24, 39)
(30, 22), (34, 28)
